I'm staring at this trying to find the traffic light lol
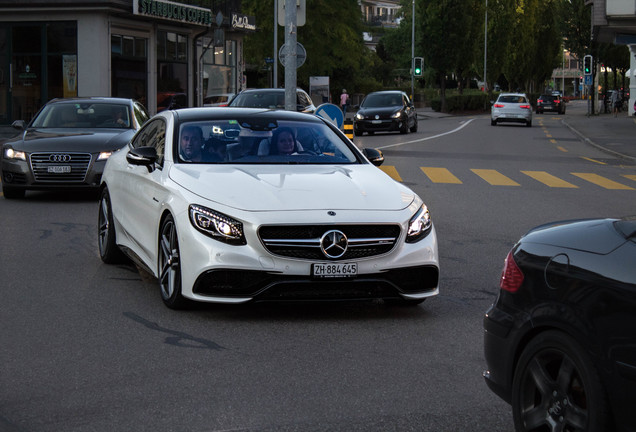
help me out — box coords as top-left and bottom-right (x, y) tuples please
(583, 55), (593, 75)
(413, 57), (424, 77)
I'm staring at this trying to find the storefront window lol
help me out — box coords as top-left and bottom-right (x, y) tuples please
(200, 37), (236, 104)
(111, 34), (148, 107)
(157, 30), (188, 111)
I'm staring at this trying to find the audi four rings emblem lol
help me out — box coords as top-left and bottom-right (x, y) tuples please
(320, 230), (348, 259)
(49, 154), (71, 162)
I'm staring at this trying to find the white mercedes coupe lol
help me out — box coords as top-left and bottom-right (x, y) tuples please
(98, 108), (439, 309)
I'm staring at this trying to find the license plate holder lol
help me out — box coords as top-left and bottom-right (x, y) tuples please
(312, 262), (358, 278)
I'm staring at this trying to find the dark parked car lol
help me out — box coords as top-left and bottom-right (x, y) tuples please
(1, 97), (149, 199)
(483, 217), (636, 431)
(227, 88), (316, 113)
(536, 94), (566, 114)
(353, 90), (418, 136)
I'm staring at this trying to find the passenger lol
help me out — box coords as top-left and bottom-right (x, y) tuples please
(270, 127), (299, 155)
(180, 125), (204, 162)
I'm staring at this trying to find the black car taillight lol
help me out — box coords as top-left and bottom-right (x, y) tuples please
(500, 250), (524, 293)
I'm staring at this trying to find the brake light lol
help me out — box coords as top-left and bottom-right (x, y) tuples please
(554, 100), (560, 104)
(500, 250), (524, 293)
(520, 105), (531, 109)
(494, 103), (505, 108)
(537, 99), (543, 103)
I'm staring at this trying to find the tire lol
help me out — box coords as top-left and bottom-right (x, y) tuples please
(410, 118), (418, 133)
(491, 119), (497, 126)
(98, 188), (127, 264)
(158, 214), (188, 309)
(2, 185), (25, 199)
(526, 120), (532, 127)
(512, 330), (610, 432)
(400, 121), (409, 134)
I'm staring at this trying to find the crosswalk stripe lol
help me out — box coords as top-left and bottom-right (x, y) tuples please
(623, 174), (636, 182)
(521, 171), (578, 188)
(421, 167), (462, 184)
(471, 169), (520, 186)
(380, 165), (402, 182)
(571, 173), (635, 190)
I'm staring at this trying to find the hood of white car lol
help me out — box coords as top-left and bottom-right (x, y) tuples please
(169, 164), (415, 212)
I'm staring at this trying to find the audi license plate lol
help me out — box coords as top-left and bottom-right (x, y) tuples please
(48, 165), (71, 174)
(312, 262), (358, 278)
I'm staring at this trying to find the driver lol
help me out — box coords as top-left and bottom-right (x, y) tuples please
(180, 125), (204, 162)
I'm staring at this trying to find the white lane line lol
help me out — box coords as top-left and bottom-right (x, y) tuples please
(376, 119), (476, 150)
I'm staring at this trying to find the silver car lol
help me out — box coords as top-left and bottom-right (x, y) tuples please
(491, 93), (532, 127)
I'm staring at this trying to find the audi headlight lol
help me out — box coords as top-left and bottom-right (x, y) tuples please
(4, 148), (26, 161)
(406, 204), (432, 243)
(189, 204), (246, 245)
(97, 151), (112, 161)
(355, 113), (364, 120)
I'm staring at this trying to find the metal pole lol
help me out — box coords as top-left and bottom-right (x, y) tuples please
(410, 0), (414, 101)
(284, 0), (297, 111)
(274, 0), (278, 88)
(483, 0), (488, 92)
(562, 48), (565, 95)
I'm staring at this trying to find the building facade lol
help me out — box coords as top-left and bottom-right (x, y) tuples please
(0, 0), (254, 125)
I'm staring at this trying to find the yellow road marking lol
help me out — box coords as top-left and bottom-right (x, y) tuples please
(546, 133), (552, 138)
(421, 167), (462, 184)
(557, 146), (568, 152)
(471, 169), (520, 186)
(550, 139), (557, 144)
(623, 174), (636, 182)
(571, 173), (634, 190)
(522, 171), (578, 188)
(380, 165), (402, 182)
(581, 157), (606, 165)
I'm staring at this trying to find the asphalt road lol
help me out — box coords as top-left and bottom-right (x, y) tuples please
(2, 109), (635, 432)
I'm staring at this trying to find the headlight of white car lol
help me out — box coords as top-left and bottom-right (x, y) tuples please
(4, 148), (26, 161)
(406, 204), (432, 243)
(189, 204), (246, 245)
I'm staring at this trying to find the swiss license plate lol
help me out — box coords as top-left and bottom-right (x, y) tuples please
(47, 165), (71, 174)
(371, 120), (382, 124)
(312, 262), (358, 278)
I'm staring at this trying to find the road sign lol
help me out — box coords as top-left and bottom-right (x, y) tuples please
(584, 75), (592, 86)
(278, 0), (306, 26)
(279, 42), (306, 68)
(315, 103), (344, 129)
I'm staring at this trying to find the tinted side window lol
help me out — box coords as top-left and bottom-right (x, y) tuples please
(131, 118), (166, 167)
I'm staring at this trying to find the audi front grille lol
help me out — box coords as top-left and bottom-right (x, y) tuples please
(30, 152), (92, 182)
(258, 224), (401, 260)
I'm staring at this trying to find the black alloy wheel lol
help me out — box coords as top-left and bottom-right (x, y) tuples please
(158, 215), (187, 309)
(98, 187), (126, 264)
(511, 330), (610, 432)
(410, 117), (418, 133)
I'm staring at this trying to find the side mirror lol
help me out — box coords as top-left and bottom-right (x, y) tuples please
(362, 148), (384, 167)
(11, 120), (26, 130)
(126, 146), (158, 172)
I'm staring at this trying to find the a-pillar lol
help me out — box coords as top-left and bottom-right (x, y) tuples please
(630, 44), (636, 116)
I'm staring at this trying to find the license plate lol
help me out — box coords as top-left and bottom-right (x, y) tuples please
(312, 262), (358, 278)
(371, 120), (382, 124)
(47, 165), (71, 173)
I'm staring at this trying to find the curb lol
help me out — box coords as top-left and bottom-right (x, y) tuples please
(561, 119), (636, 162)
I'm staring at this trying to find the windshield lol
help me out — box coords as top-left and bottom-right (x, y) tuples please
(229, 91), (285, 109)
(177, 119), (359, 165)
(31, 103), (133, 129)
(362, 93), (403, 108)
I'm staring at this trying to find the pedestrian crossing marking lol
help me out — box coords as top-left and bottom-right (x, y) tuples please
(421, 167), (462, 184)
(622, 174), (636, 182)
(557, 146), (568, 152)
(521, 171), (578, 188)
(471, 169), (520, 186)
(571, 173), (634, 190)
(550, 139), (557, 144)
(380, 165), (402, 182)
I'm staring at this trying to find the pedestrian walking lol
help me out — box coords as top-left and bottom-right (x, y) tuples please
(340, 89), (349, 114)
(610, 89), (620, 117)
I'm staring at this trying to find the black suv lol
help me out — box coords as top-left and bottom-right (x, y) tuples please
(536, 94), (565, 114)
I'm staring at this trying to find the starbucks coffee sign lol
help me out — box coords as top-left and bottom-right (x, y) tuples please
(134, 0), (212, 26)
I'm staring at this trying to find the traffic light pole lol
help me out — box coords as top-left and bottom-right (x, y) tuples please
(410, 0), (414, 102)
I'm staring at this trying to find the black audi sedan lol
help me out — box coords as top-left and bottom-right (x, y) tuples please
(1, 97), (149, 198)
(353, 90), (418, 136)
(483, 217), (636, 432)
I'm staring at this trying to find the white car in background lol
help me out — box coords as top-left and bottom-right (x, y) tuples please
(491, 92), (533, 127)
(98, 108), (439, 309)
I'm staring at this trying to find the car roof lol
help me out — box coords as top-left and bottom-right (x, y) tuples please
(171, 107), (325, 123)
(238, 88), (306, 94)
(498, 92), (527, 97)
(47, 97), (136, 105)
(366, 90), (404, 95)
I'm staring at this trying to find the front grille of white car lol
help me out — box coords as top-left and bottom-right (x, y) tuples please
(259, 224), (400, 260)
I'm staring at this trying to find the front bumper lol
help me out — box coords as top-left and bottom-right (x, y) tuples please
(354, 118), (404, 133)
